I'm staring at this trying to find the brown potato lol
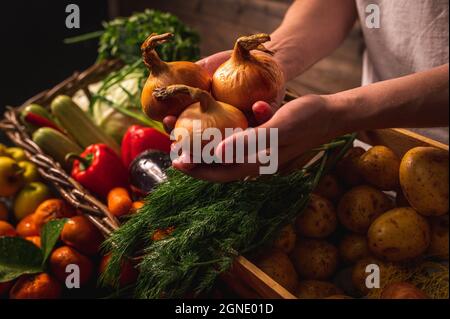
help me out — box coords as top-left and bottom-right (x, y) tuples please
(380, 282), (428, 299)
(294, 280), (342, 299)
(427, 215), (449, 260)
(255, 249), (298, 293)
(351, 257), (386, 296)
(295, 194), (337, 238)
(314, 174), (344, 204)
(273, 224), (296, 254)
(290, 239), (338, 280)
(399, 147), (449, 216)
(368, 207), (430, 262)
(358, 146), (400, 191)
(335, 147), (365, 187)
(339, 233), (370, 264)
(337, 185), (393, 233)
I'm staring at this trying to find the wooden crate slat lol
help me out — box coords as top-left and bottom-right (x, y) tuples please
(358, 128), (449, 156)
(231, 256), (297, 299)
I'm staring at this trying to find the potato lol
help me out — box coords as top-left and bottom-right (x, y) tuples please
(358, 146), (400, 191)
(255, 249), (298, 293)
(380, 282), (428, 299)
(368, 207), (430, 262)
(339, 233), (370, 264)
(399, 147), (449, 216)
(335, 147), (365, 187)
(273, 224), (296, 254)
(294, 280), (342, 299)
(290, 239), (338, 280)
(296, 194), (337, 238)
(337, 185), (393, 233)
(314, 174), (344, 203)
(427, 215), (449, 260)
(351, 257), (386, 296)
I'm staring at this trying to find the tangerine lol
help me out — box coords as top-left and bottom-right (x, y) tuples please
(16, 214), (39, 237)
(9, 273), (62, 299)
(61, 215), (103, 256)
(49, 246), (93, 286)
(33, 199), (75, 231)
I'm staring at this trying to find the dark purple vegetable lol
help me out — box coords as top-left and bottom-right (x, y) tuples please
(129, 150), (172, 195)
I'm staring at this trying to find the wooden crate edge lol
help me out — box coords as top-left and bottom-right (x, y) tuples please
(227, 256), (297, 299)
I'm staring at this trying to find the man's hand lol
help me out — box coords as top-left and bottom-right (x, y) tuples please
(173, 94), (337, 182)
(162, 49), (288, 180)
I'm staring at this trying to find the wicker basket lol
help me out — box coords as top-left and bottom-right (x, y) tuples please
(0, 60), (124, 237)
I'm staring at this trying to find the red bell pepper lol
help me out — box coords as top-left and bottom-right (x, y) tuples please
(68, 144), (129, 198)
(121, 125), (171, 168)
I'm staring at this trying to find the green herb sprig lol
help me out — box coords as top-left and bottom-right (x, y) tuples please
(102, 134), (356, 298)
(65, 9), (201, 64)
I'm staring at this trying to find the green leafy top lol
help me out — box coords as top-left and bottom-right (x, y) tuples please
(97, 9), (201, 64)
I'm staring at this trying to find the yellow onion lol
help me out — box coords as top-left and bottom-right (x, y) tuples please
(140, 33), (211, 121)
(153, 85), (248, 151)
(212, 33), (284, 114)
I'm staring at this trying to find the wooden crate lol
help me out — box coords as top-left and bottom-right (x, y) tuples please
(225, 128), (448, 299)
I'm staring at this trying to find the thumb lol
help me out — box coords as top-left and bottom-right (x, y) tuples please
(162, 116), (177, 133)
(252, 101), (275, 125)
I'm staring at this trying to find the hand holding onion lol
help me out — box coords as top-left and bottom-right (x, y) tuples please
(174, 94), (338, 182)
(162, 34), (286, 132)
(153, 84), (248, 163)
(141, 32), (292, 180)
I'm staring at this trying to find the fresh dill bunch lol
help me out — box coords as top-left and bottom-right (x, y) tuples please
(102, 134), (356, 298)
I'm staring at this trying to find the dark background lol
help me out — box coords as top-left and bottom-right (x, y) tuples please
(0, 1), (109, 112)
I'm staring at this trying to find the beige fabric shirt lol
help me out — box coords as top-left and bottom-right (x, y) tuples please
(356, 0), (449, 143)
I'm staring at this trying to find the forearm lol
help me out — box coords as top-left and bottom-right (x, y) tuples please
(268, 0), (357, 81)
(330, 64), (450, 136)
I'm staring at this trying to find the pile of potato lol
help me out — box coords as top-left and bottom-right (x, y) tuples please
(255, 145), (449, 299)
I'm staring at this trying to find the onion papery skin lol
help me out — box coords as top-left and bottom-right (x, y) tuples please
(153, 84), (248, 160)
(140, 33), (211, 122)
(141, 62), (211, 121)
(175, 100), (248, 149)
(212, 35), (284, 114)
